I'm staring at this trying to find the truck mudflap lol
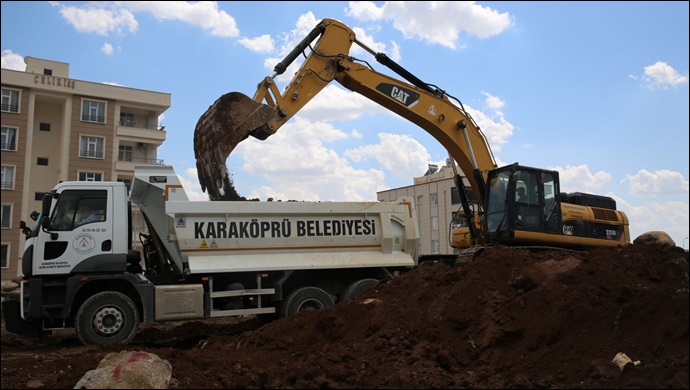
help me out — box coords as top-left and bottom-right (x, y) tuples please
(1, 298), (45, 337)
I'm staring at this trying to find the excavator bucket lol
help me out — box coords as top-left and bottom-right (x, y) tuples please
(194, 92), (274, 200)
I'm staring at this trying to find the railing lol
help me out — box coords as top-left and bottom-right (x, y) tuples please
(79, 149), (105, 159)
(1, 142), (16, 151)
(81, 114), (106, 124)
(117, 157), (164, 165)
(1, 104), (19, 113)
(1, 181), (14, 190)
(119, 114), (163, 131)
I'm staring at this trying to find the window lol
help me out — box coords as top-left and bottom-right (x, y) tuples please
(1, 243), (8, 269)
(1, 89), (20, 113)
(432, 240), (440, 254)
(430, 192), (438, 207)
(35, 192), (44, 201)
(44, 68), (53, 76)
(431, 216), (439, 230)
(118, 145), (133, 162)
(451, 187), (461, 205)
(1, 127), (17, 151)
(39, 122), (51, 131)
(79, 136), (105, 159)
(120, 112), (135, 127)
(1, 204), (11, 228)
(78, 172), (103, 182)
(1, 166), (15, 190)
(81, 99), (106, 123)
(37, 157), (49, 166)
(49, 189), (107, 231)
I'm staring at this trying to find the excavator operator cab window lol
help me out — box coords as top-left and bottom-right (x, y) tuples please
(512, 171), (540, 229)
(485, 171), (510, 233)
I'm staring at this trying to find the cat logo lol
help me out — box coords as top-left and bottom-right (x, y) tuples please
(375, 83), (420, 108)
(200, 239), (208, 249)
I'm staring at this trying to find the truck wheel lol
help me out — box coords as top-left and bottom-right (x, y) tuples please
(75, 291), (139, 345)
(280, 286), (334, 318)
(340, 278), (379, 302)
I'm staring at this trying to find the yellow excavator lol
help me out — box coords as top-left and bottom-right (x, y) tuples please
(194, 18), (630, 258)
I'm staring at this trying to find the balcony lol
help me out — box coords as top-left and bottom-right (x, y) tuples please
(116, 156), (164, 173)
(117, 113), (166, 143)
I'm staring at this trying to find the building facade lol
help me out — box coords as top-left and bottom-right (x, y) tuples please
(1, 56), (171, 283)
(377, 160), (477, 256)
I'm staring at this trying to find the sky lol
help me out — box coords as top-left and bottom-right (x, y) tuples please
(1, 1), (688, 248)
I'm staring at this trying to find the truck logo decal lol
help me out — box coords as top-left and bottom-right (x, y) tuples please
(193, 218), (376, 239)
(73, 233), (96, 254)
(376, 83), (420, 108)
(176, 217), (186, 228)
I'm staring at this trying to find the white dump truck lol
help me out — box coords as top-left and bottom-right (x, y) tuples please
(3, 165), (419, 345)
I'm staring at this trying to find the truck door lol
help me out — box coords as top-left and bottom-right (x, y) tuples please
(34, 188), (114, 276)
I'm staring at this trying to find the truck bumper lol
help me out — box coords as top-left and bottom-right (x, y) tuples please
(1, 298), (43, 337)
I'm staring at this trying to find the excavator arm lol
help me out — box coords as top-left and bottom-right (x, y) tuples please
(194, 18), (497, 246)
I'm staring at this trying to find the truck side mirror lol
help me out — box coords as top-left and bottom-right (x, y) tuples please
(41, 196), (53, 230)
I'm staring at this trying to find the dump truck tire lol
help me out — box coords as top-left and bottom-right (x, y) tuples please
(280, 286), (334, 318)
(75, 291), (139, 345)
(340, 278), (379, 302)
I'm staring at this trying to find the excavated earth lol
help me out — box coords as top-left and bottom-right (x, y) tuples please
(1, 243), (688, 389)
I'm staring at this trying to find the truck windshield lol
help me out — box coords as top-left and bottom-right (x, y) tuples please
(49, 190), (107, 231)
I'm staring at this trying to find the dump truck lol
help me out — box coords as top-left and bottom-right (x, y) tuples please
(2, 164), (419, 345)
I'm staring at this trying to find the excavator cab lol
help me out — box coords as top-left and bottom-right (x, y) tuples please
(483, 163), (563, 245)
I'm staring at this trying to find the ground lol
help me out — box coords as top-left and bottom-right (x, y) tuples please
(1, 244), (688, 389)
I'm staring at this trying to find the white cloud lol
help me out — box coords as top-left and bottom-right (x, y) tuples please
(622, 169), (689, 197)
(180, 167), (209, 201)
(124, 1), (239, 37)
(0, 49), (25, 70)
(481, 91), (505, 111)
(463, 101), (514, 153)
(351, 27), (401, 61)
(53, 1), (239, 38)
(345, 133), (431, 179)
(233, 118), (387, 201)
(613, 195), (689, 245)
(551, 164), (612, 193)
(641, 61), (688, 89)
(347, 1), (513, 49)
(297, 85), (387, 122)
(101, 43), (114, 55)
(238, 34), (274, 53)
(54, 3), (138, 36)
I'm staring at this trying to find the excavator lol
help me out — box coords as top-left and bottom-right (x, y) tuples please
(193, 18), (630, 260)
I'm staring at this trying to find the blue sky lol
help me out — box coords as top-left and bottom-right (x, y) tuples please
(2, 1), (688, 247)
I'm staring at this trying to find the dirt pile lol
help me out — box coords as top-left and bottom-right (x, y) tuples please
(2, 244), (688, 389)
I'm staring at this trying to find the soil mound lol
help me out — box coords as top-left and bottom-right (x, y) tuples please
(2, 244), (688, 389)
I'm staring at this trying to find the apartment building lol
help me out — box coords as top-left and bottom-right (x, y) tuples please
(1, 56), (171, 283)
(377, 160), (478, 256)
